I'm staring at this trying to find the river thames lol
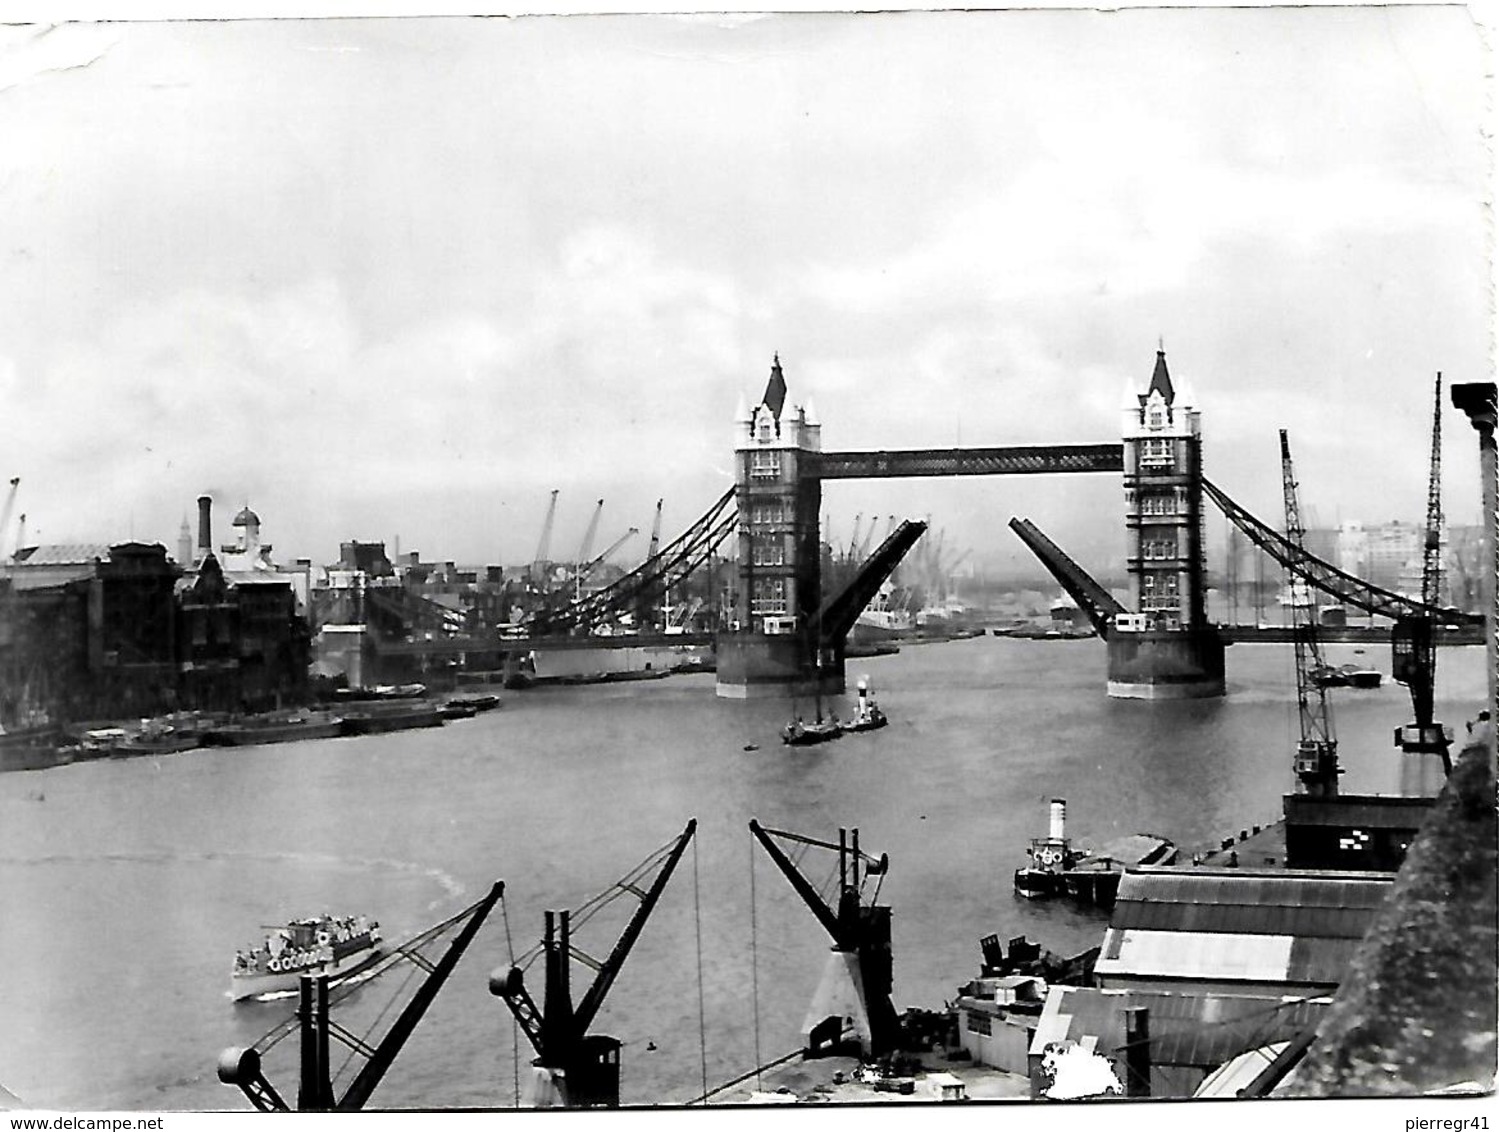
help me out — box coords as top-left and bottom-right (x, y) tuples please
(0, 635), (1486, 1110)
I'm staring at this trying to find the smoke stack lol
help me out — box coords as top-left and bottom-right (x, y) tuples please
(1049, 798), (1067, 841)
(198, 495), (213, 554)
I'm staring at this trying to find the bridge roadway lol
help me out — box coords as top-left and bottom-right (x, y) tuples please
(369, 631), (716, 657)
(809, 443), (1124, 479)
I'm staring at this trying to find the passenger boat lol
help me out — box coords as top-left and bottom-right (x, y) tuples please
(230, 913), (383, 1001)
(206, 709), (346, 747)
(842, 677), (888, 733)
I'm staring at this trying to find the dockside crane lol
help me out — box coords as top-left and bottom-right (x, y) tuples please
(1280, 430), (1340, 797)
(572, 500), (604, 599)
(748, 819), (898, 1059)
(530, 490), (560, 590)
(847, 513), (864, 561)
(576, 500), (603, 572)
(1393, 374), (1455, 773)
(218, 882), (506, 1112)
(491, 819), (697, 1108)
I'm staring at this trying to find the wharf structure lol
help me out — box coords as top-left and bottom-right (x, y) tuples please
(0, 495), (311, 727)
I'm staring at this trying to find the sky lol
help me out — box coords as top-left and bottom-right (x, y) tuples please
(0, 5), (1489, 580)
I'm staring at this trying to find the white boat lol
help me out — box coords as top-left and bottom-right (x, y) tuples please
(230, 913), (382, 1001)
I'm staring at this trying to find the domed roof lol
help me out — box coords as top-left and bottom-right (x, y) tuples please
(232, 506), (260, 527)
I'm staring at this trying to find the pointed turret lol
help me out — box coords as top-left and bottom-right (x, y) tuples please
(762, 353), (788, 420)
(1140, 349), (1175, 408)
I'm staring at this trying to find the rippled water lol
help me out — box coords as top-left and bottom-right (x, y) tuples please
(0, 637), (1485, 1110)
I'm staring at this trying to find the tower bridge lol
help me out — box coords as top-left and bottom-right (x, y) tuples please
(330, 351), (1476, 699)
(717, 350), (1225, 699)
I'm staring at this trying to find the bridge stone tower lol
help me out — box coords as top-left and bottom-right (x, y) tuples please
(716, 355), (839, 699)
(1109, 350), (1225, 698)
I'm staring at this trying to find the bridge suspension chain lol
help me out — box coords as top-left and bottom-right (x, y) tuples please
(1203, 477), (1481, 626)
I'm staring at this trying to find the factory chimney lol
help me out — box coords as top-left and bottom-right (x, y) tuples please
(198, 495), (213, 557)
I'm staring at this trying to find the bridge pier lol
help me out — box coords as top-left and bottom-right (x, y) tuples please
(715, 632), (845, 700)
(1111, 350), (1226, 699)
(1106, 626), (1226, 699)
(716, 356), (828, 699)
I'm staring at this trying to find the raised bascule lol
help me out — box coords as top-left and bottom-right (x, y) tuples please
(715, 349), (1224, 699)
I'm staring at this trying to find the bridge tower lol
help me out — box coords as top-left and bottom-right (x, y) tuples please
(1109, 349), (1226, 698)
(716, 355), (839, 699)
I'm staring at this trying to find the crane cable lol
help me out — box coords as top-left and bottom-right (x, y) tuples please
(692, 834), (709, 1106)
(749, 827), (763, 1095)
(500, 893), (519, 1108)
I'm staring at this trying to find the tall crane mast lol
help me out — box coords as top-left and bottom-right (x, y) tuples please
(646, 499), (663, 564)
(1280, 430), (1340, 797)
(576, 500), (603, 570)
(491, 820), (696, 1108)
(531, 489), (560, 589)
(1393, 373), (1453, 771)
(749, 820), (898, 1058)
(573, 500), (604, 600)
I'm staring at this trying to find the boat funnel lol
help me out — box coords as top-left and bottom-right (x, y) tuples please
(1049, 798), (1067, 841)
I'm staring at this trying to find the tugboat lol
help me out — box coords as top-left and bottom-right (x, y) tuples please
(1014, 798), (1176, 907)
(230, 913), (383, 1001)
(1014, 798), (1084, 899)
(842, 676), (888, 733)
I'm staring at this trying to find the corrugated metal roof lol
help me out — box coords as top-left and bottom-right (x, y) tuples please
(1096, 929), (1296, 982)
(1098, 928), (1359, 989)
(1031, 986), (1330, 1071)
(1112, 898), (1377, 938)
(1115, 870), (1393, 910)
(12, 544), (111, 566)
(1286, 936), (1364, 984)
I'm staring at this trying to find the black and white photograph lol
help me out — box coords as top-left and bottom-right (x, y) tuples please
(0, 0), (1493, 1119)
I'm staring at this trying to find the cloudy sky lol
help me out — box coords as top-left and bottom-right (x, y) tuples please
(0, 6), (1488, 577)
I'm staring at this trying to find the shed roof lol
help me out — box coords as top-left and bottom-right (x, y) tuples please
(1032, 985), (1329, 1071)
(12, 544), (111, 566)
(1096, 928), (1362, 986)
(1115, 869), (1393, 914)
